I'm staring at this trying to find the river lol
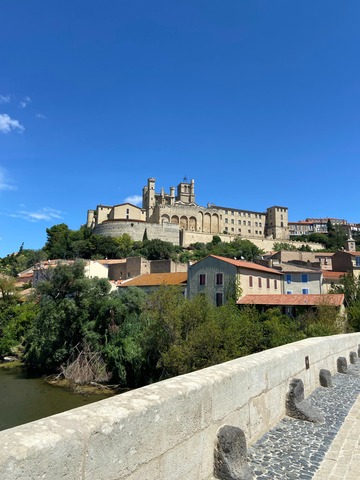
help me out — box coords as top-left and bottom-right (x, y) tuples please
(0, 365), (110, 432)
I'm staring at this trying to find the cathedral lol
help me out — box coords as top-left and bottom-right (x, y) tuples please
(87, 177), (289, 246)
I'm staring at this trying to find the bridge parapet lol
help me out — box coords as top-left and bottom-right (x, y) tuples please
(1, 334), (360, 480)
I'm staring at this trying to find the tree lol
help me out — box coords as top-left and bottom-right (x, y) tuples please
(44, 223), (72, 259)
(140, 239), (177, 260)
(23, 261), (111, 371)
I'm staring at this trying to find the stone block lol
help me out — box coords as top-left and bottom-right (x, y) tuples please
(214, 425), (254, 480)
(285, 378), (324, 423)
(350, 351), (357, 364)
(319, 369), (332, 387)
(337, 356), (348, 374)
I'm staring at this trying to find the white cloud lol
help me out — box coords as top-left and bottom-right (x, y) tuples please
(0, 95), (11, 104)
(36, 113), (46, 119)
(19, 96), (31, 108)
(0, 113), (24, 133)
(0, 167), (16, 191)
(6, 207), (64, 222)
(124, 195), (142, 206)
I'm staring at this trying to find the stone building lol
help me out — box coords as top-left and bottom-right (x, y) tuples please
(87, 177), (290, 246)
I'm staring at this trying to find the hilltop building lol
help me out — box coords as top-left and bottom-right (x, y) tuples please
(87, 177), (290, 246)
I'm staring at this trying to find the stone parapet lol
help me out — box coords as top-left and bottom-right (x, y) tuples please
(1, 334), (359, 480)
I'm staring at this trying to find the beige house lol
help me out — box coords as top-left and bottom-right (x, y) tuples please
(32, 259), (111, 286)
(87, 177), (290, 246)
(265, 251), (333, 271)
(187, 254), (283, 306)
(98, 257), (187, 281)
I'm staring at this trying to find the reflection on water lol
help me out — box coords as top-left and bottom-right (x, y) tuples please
(0, 365), (109, 431)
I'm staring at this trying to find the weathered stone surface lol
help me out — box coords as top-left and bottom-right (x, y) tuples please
(350, 351), (357, 364)
(337, 356), (348, 373)
(358, 344), (360, 358)
(214, 425), (254, 480)
(286, 378), (325, 423)
(319, 369), (333, 387)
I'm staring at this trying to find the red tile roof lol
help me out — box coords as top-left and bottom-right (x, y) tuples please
(119, 272), (187, 287)
(209, 255), (283, 275)
(323, 271), (345, 279)
(237, 294), (344, 307)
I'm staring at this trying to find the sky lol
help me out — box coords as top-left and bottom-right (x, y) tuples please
(1, 1), (360, 256)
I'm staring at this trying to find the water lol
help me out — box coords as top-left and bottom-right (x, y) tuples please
(0, 365), (110, 431)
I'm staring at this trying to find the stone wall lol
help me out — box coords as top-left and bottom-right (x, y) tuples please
(182, 230), (324, 251)
(2, 334), (359, 480)
(93, 221), (180, 245)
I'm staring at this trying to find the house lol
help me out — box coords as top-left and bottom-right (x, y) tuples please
(331, 250), (360, 277)
(186, 255), (283, 306)
(279, 263), (323, 295)
(264, 251), (333, 271)
(322, 271), (345, 293)
(32, 259), (109, 286)
(118, 272), (187, 295)
(237, 293), (345, 317)
(98, 257), (187, 281)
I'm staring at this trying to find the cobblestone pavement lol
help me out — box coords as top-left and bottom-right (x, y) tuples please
(247, 362), (360, 479)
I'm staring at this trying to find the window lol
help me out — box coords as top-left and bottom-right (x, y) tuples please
(259, 222), (262, 227)
(255, 230), (258, 234)
(248, 229), (251, 234)
(258, 277), (262, 288)
(231, 219), (234, 224)
(225, 210), (228, 214)
(249, 276), (253, 287)
(302, 288), (309, 294)
(216, 273), (223, 285)
(243, 220), (246, 225)
(231, 227), (234, 232)
(286, 274), (292, 284)
(248, 221), (251, 226)
(301, 274), (308, 283)
(238, 220), (241, 224)
(255, 222), (258, 227)
(199, 274), (206, 286)
(266, 278), (270, 288)
(238, 228), (241, 233)
(216, 292), (223, 306)
(225, 227), (228, 231)
(286, 291), (292, 294)
(231, 211), (234, 215)
(225, 218), (228, 223)
(356, 257), (360, 267)
(274, 279), (278, 289)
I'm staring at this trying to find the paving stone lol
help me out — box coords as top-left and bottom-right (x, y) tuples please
(248, 362), (360, 479)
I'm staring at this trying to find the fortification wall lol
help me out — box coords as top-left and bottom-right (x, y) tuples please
(1, 333), (359, 480)
(93, 221), (180, 245)
(182, 231), (324, 251)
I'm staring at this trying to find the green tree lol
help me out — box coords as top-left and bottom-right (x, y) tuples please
(44, 223), (72, 259)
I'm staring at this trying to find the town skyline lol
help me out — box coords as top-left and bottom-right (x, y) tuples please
(1, 1), (360, 256)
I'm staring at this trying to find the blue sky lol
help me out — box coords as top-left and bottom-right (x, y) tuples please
(1, 1), (360, 256)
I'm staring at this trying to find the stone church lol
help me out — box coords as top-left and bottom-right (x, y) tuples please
(87, 177), (289, 246)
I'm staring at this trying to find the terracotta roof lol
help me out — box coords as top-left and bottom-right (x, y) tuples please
(209, 255), (283, 275)
(237, 294), (344, 307)
(323, 271), (345, 279)
(119, 272), (187, 287)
